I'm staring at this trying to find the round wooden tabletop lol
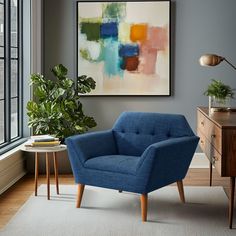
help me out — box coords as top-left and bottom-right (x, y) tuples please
(20, 144), (67, 153)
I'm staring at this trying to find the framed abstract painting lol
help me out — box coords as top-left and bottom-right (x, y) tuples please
(77, 0), (171, 96)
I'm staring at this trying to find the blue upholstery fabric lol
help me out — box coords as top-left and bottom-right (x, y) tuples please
(66, 130), (117, 163)
(113, 112), (194, 156)
(137, 136), (199, 192)
(66, 112), (199, 194)
(84, 155), (140, 175)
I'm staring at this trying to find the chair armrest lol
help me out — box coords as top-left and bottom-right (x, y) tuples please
(65, 130), (117, 164)
(137, 136), (199, 190)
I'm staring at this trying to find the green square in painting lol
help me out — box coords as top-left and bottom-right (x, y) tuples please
(80, 22), (101, 41)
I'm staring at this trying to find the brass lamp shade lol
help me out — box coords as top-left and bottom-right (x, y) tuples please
(199, 54), (224, 67)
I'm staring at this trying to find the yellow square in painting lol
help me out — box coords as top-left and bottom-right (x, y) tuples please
(118, 23), (131, 43)
(130, 24), (147, 42)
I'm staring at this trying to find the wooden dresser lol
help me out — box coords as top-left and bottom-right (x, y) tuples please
(197, 107), (236, 229)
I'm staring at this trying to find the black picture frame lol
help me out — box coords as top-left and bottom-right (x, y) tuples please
(76, 0), (171, 96)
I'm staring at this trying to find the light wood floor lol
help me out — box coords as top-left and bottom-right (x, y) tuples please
(0, 168), (232, 229)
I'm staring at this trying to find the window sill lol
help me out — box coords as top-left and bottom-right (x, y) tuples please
(0, 138), (27, 159)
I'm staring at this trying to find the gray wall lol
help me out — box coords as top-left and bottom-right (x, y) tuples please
(44, 0), (236, 133)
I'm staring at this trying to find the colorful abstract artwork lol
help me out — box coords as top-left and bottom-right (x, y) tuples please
(77, 1), (170, 95)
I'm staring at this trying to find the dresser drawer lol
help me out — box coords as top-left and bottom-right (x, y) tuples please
(197, 129), (206, 153)
(197, 111), (207, 135)
(197, 110), (222, 154)
(198, 129), (222, 176)
(208, 144), (222, 176)
(213, 150), (222, 175)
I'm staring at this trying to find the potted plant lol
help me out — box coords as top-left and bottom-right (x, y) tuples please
(204, 79), (234, 111)
(27, 64), (97, 141)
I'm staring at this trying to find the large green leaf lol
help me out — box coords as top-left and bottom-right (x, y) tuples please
(77, 75), (96, 94)
(51, 64), (68, 80)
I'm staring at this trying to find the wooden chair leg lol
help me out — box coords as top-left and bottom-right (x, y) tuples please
(177, 180), (185, 203)
(76, 184), (85, 208)
(140, 194), (148, 222)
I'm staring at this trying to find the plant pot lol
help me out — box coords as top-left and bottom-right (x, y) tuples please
(209, 96), (231, 112)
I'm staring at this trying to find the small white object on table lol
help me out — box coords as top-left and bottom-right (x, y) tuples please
(21, 144), (67, 200)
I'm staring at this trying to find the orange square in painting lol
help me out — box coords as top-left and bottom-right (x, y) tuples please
(130, 24), (147, 42)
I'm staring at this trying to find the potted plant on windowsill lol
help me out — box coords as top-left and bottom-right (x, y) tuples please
(204, 79), (235, 112)
(26, 64), (97, 142)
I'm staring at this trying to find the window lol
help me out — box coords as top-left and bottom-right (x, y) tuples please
(0, 0), (22, 149)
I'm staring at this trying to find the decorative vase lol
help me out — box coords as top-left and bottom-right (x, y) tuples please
(209, 96), (231, 112)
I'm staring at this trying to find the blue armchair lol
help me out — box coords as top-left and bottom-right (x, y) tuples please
(66, 112), (199, 221)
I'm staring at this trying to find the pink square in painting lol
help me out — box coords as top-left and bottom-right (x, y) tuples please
(148, 27), (168, 50)
(138, 42), (158, 75)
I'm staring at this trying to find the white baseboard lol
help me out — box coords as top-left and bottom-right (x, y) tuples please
(0, 171), (27, 195)
(190, 152), (209, 168)
(0, 148), (27, 195)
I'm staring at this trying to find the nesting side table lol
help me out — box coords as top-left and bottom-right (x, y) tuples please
(21, 145), (67, 200)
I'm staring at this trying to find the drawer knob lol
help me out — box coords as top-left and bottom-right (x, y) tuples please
(200, 140), (204, 144)
(201, 121), (204, 126)
(213, 156), (219, 161)
(211, 134), (216, 138)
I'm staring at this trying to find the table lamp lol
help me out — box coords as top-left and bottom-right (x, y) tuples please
(199, 54), (236, 112)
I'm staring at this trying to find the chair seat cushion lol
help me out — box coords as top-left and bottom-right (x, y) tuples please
(84, 155), (140, 175)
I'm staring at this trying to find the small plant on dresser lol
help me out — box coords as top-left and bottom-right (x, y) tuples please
(204, 79), (234, 111)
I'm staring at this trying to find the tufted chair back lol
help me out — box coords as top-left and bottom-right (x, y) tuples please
(112, 112), (195, 156)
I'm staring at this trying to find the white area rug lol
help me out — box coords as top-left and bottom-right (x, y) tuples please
(1, 185), (235, 236)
